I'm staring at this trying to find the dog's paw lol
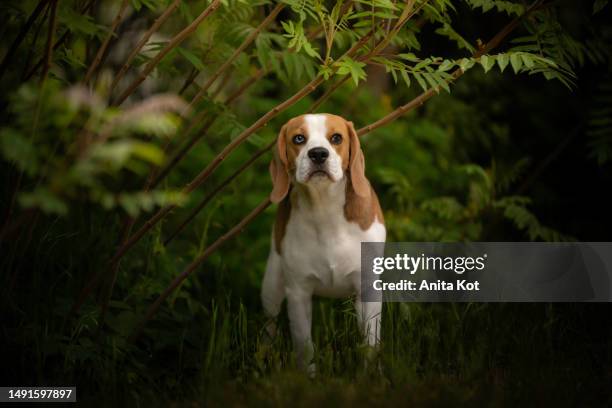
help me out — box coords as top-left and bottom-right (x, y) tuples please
(261, 318), (278, 345)
(360, 344), (383, 376)
(307, 362), (316, 379)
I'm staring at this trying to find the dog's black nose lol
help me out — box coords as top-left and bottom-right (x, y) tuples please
(308, 147), (329, 164)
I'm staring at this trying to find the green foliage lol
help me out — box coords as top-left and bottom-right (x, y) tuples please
(369, 114), (569, 242)
(0, 81), (186, 216)
(465, 0), (524, 16)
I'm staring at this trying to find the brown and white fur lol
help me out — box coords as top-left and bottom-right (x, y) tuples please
(262, 113), (386, 375)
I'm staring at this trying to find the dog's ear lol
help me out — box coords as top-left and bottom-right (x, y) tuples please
(269, 124), (290, 203)
(347, 120), (370, 197)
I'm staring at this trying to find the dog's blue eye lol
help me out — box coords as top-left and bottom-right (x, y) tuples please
(330, 133), (342, 144)
(292, 134), (306, 144)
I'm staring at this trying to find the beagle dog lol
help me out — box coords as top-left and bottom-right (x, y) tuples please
(262, 113), (386, 374)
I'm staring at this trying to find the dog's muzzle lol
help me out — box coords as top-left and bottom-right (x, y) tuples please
(297, 146), (342, 183)
(305, 147), (332, 179)
(307, 147), (329, 165)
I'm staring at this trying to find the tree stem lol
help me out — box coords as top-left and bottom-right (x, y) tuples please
(84, 0), (130, 85)
(113, 0), (223, 106)
(109, 0), (181, 93)
(129, 198), (272, 342)
(0, 0), (49, 80)
(40, 0), (58, 84)
(187, 3), (285, 110)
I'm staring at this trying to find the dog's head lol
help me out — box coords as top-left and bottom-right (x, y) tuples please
(269, 113), (369, 203)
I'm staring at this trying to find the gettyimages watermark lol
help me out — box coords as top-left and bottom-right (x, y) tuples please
(361, 242), (612, 302)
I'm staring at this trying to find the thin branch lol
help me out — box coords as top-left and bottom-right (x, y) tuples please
(113, 0), (223, 106)
(359, 0), (422, 62)
(0, 0), (49, 80)
(129, 198), (272, 342)
(225, 68), (265, 104)
(210, 65), (235, 100)
(178, 67), (199, 95)
(84, 0), (130, 85)
(109, 0), (181, 93)
(177, 45), (216, 96)
(307, 75), (350, 113)
(187, 3), (285, 110)
(40, 0), (58, 83)
(150, 116), (217, 188)
(69, 216), (135, 317)
(24, 30), (68, 81)
(97, 217), (136, 327)
(517, 125), (578, 194)
(24, 0), (98, 81)
(163, 139), (275, 246)
(207, 0), (342, 105)
(22, 2), (50, 80)
(150, 65), (259, 187)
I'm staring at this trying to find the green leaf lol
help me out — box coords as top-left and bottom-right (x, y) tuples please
(400, 69), (410, 87)
(414, 58), (433, 71)
(413, 72), (428, 91)
(19, 188), (68, 216)
(435, 23), (476, 53)
(435, 74), (451, 93)
(130, 141), (165, 165)
(424, 73), (442, 92)
(480, 55), (495, 73)
(459, 58), (475, 72)
(319, 65), (333, 80)
(0, 128), (39, 176)
(399, 53), (419, 62)
(510, 53), (523, 74)
(521, 54), (535, 69)
(58, 7), (104, 38)
(353, 0), (397, 10)
(438, 59), (454, 72)
(497, 53), (510, 72)
(281, 20), (294, 35)
(302, 41), (320, 59)
(335, 57), (367, 85)
(176, 47), (205, 71)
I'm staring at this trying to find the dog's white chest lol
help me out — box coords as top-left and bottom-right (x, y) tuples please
(280, 191), (385, 297)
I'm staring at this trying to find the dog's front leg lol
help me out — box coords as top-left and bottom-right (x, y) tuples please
(261, 249), (285, 340)
(286, 288), (315, 376)
(355, 299), (382, 348)
(354, 299), (382, 373)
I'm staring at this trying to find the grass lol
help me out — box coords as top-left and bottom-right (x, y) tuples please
(5, 289), (610, 406)
(2, 212), (611, 407)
